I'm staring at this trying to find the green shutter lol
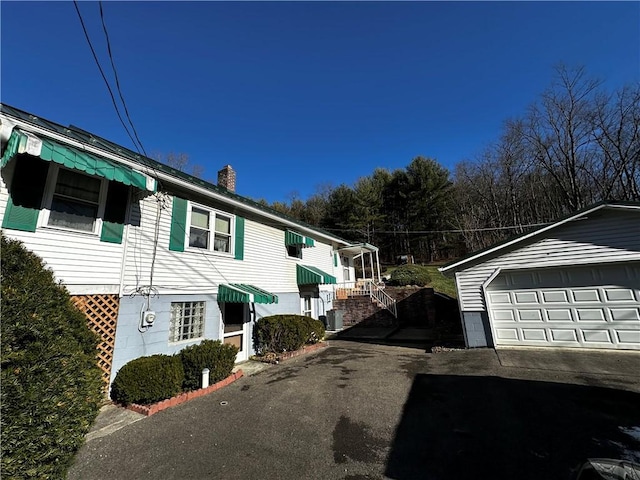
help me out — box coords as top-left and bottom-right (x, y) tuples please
(2, 197), (40, 232)
(169, 197), (187, 252)
(1, 155), (49, 232)
(100, 182), (129, 243)
(100, 221), (124, 243)
(234, 216), (245, 260)
(334, 253), (338, 267)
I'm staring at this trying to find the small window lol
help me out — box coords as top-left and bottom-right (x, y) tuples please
(287, 244), (302, 259)
(47, 168), (104, 232)
(342, 256), (351, 281)
(170, 301), (205, 342)
(302, 296), (312, 317)
(188, 204), (233, 253)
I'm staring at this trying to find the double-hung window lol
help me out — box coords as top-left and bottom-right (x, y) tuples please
(43, 166), (106, 233)
(188, 205), (233, 253)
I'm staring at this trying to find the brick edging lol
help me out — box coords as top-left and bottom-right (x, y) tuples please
(125, 370), (244, 416)
(277, 341), (329, 362)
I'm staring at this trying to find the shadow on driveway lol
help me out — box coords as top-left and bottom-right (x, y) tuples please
(385, 374), (640, 480)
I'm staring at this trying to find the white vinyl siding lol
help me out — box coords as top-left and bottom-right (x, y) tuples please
(122, 195), (338, 295)
(0, 161), (124, 293)
(456, 211), (640, 313)
(0, 224), (124, 293)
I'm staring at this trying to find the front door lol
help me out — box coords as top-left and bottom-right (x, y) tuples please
(221, 302), (249, 362)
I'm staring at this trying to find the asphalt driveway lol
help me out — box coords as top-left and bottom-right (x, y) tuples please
(68, 341), (640, 480)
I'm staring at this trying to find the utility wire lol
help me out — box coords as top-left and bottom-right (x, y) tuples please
(72, 0), (141, 154)
(320, 222), (553, 234)
(98, 1), (148, 157)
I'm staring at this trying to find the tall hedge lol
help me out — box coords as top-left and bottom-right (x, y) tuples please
(1, 234), (103, 479)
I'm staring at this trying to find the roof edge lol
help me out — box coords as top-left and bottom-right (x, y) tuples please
(439, 201), (640, 274)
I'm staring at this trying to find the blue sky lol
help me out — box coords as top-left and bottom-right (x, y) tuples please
(2, 1), (639, 203)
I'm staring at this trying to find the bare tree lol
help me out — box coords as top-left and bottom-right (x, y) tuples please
(522, 65), (602, 211)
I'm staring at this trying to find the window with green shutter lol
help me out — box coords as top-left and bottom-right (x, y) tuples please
(170, 198), (244, 259)
(1, 155), (49, 232)
(100, 181), (129, 243)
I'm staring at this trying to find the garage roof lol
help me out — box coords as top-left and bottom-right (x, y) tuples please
(439, 201), (640, 275)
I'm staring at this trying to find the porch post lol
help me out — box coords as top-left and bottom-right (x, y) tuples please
(369, 251), (374, 280)
(360, 249), (365, 281)
(375, 250), (381, 283)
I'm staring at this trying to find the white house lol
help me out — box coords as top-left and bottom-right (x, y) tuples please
(439, 203), (640, 351)
(0, 103), (386, 386)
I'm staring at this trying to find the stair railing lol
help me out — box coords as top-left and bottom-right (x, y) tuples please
(364, 280), (398, 318)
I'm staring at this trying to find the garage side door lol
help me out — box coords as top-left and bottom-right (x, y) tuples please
(486, 263), (640, 350)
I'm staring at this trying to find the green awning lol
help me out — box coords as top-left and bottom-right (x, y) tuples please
(296, 264), (337, 285)
(218, 284), (278, 304)
(285, 230), (315, 248)
(1, 129), (156, 191)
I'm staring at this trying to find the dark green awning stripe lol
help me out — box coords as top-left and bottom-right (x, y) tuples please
(296, 264), (337, 285)
(218, 284), (278, 304)
(1, 129), (156, 191)
(285, 230), (315, 248)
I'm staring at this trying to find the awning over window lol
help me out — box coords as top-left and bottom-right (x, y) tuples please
(218, 283), (278, 304)
(296, 264), (337, 285)
(1, 129), (156, 191)
(285, 230), (315, 248)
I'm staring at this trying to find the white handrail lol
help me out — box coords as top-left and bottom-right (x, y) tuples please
(334, 280), (397, 318)
(367, 281), (397, 318)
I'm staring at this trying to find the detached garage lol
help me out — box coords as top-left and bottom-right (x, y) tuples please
(440, 202), (640, 351)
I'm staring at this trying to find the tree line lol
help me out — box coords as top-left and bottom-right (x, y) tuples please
(257, 65), (639, 264)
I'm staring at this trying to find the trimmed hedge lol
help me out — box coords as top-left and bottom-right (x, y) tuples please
(253, 314), (325, 355)
(110, 355), (184, 406)
(1, 235), (104, 479)
(179, 340), (238, 391)
(301, 316), (325, 345)
(388, 264), (432, 286)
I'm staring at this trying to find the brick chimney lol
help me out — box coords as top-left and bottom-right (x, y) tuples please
(217, 165), (236, 192)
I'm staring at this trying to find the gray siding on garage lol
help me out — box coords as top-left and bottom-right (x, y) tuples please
(456, 210), (640, 314)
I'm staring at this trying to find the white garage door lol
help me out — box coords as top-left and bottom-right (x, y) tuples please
(486, 262), (640, 350)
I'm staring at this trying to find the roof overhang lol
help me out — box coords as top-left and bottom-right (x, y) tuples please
(337, 242), (379, 256)
(439, 202), (640, 276)
(0, 109), (350, 247)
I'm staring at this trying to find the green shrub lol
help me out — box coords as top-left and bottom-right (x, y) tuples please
(179, 340), (238, 391)
(1, 235), (103, 479)
(301, 317), (325, 344)
(110, 355), (184, 406)
(388, 264), (432, 286)
(253, 314), (324, 354)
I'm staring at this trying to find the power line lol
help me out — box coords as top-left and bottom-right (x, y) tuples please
(72, 0), (141, 154)
(98, 1), (148, 157)
(320, 222), (553, 234)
